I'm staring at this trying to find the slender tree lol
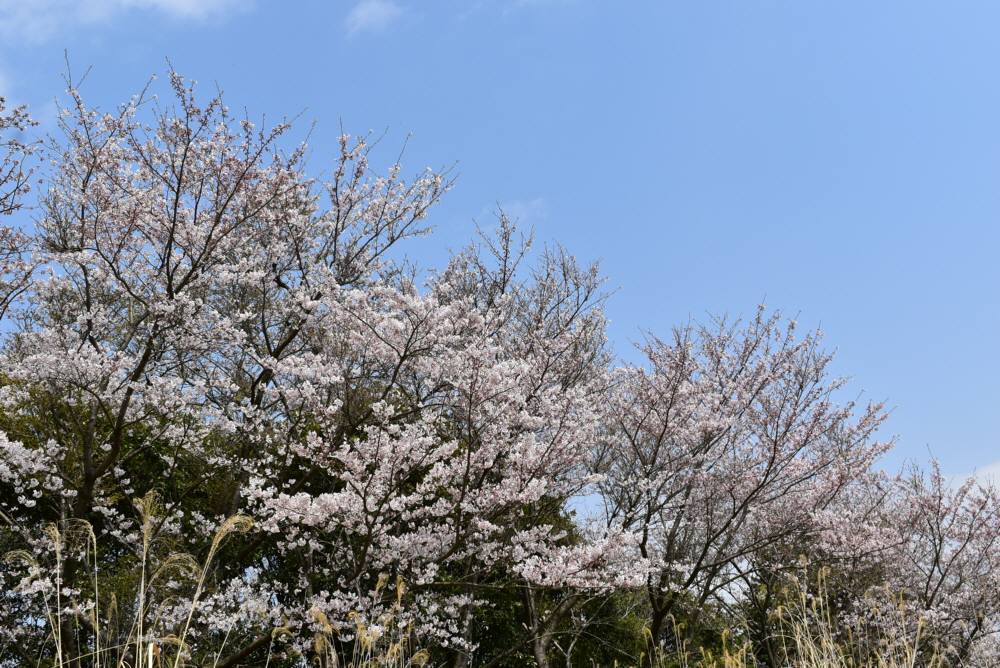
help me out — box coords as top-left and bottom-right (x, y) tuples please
(594, 310), (890, 650)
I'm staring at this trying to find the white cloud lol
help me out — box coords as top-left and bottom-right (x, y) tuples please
(966, 460), (1000, 488)
(510, 0), (574, 6)
(0, 0), (243, 43)
(131, 0), (242, 18)
(496, 197), (548, 225)
(344, 0), (403, 35)
(944, 459), (1000, 492)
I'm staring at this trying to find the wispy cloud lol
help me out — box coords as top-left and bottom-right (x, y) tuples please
(495, 197), (548, 225)
(944, 458), (1000, 492)
(453, 0), (576, 25)
(966, 460), (1000, 488)
(0, 0), (244, 43)
(345, 0), (403, 35)
(509, 0), (575, 7)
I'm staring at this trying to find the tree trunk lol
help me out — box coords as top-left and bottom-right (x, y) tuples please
(532, 634), (553, 668)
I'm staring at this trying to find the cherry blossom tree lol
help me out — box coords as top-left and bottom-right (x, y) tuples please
(0, 97), (35, 321)
(0, 95), (35, 217)
(0, 75), (646, 667)
(889, 464), (1000, 662)
(735, 468), (898, 665)
(818, 463), (1000, 665)
(593, 309), (891, 649)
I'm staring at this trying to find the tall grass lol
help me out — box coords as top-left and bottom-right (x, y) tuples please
(4, 507), (938, 668)
(3, 492), (430, 668)
(643, 573), (940, 668)
(767, 581), (938, 668)
(4, 493), (253, 668)
(309, 575), (429, 668)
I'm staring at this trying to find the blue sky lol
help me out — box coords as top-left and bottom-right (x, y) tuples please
(1, 1), (998, 477)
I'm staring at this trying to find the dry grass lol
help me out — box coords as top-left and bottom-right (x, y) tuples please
(641, 573), (940, 668)
(4, 493), (254, 668)
(4, 492), (429, 668)
(309, 574), (429, 668)
(6, 507), (938, 668)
